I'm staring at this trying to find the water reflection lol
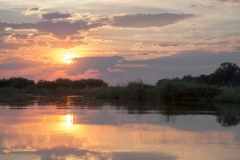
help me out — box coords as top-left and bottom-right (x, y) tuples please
(0, 96), (240, 160)
(217, 115), (240, 127)
(65, 114), (73, 126)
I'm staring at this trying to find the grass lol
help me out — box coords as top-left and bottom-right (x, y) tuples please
(214, 87), (240, 103)
(0, 79), (240, 104)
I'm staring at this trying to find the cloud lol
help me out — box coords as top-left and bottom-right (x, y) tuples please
(65, 51), (240, 84)
(40, 12), (73, 20)
(0, 32), (11, 37)
(137, 53), (149, 56)
(199, 0), (240, 5)
(66, 56), (124, 75)
(0, 39), (32, 50)
(0, 21), (102, 38)
(193, 41), (229, 46)
(111, 13), (199, 28)
(211, 0), (240, 3)
(0, 58), (44, 69)
(152, 43), (181, 47)
(11, 33), (29, 39)
(37, 41), (49, 47)
(121, 50), (240, 67)
(235, 46), (240, 51)
(0, 22), (8, 31)
(22, 7), (44, 15)
(50, 40), (83, 48)
(1, 51), (239, 85)
(0, 12), (199, 39)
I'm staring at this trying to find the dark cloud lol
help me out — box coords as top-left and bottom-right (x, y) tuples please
(40, 12), (73, 20)
(22, 7), (44, 15)
(111, 13), (199, 28)
(0, 32), (11, 37)
(235, 46), (240, 51)
(28, 7), (41, 11)
(118, 51), (240, 78)
(0, 21), (102, 38)
(152, 43), (181, 47)
(121, 50), (240, 67)
(0, 21), (8, 31)
(193, 41), (229, 46)
(61, 51), (240, 84)
(137, 53), (149, 56)
(0, 12), (199, 39)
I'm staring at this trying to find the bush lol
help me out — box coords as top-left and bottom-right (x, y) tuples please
(159, 80), (221, 101)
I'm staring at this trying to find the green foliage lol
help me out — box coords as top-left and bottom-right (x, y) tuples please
(37, 80), (57, 89)
(214, 87), (240, 103)
(81, 79), (154, 100)
(159, 80), (220, 101)
(0, 87), (26, 94)
(213, 62), (240, 86)
(36, 78), (108, 89)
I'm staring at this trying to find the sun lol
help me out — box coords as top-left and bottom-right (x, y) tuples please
(62, 53), (76, 64)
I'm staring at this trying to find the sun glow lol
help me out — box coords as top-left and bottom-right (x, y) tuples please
(62, 53), (77, 64)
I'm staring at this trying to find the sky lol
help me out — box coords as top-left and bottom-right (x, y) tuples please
(0, 0), (240, 85)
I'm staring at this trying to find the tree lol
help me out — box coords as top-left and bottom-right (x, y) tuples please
(37, 80), (57, 89)
(181, 74), (196, 83)
(55, 78), (72, 88)
(6, 77), (35, 88)
(212, 62), (240, 86)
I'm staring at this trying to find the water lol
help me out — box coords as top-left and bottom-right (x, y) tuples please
(0, 96), (240, 160)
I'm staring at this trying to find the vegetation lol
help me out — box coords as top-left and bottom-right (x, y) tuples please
(0, 78), (108, 89)
(0, 62), (240, 103)
(158, 62), (240, 86)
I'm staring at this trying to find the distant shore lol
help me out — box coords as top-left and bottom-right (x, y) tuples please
(0, 80), (239, 104)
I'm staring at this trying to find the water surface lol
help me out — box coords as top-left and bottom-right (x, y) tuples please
(0, 96), (239, 160)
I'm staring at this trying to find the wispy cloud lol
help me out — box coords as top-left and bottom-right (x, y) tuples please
(199, 0), (240, 5)
(22, 7), (45, 15)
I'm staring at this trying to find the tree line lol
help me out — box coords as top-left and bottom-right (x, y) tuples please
(0, 78), (108, 89)
(0, 62), (239, 90)
(157, 62), (240, 86)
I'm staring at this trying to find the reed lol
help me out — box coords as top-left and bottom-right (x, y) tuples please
(1, 79), (240, 104)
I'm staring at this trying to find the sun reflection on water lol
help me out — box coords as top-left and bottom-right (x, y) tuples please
(62, 114), (78, 132)
(65, 114), (73, 126)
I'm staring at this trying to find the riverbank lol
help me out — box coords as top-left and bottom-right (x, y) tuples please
(0, 80), (240, 104)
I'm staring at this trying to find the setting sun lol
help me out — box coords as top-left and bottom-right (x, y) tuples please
(62, 53), (77, 64)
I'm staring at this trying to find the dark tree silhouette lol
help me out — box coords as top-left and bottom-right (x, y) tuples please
(156, 62), (240, 87)
(211, 62), (240, 86)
